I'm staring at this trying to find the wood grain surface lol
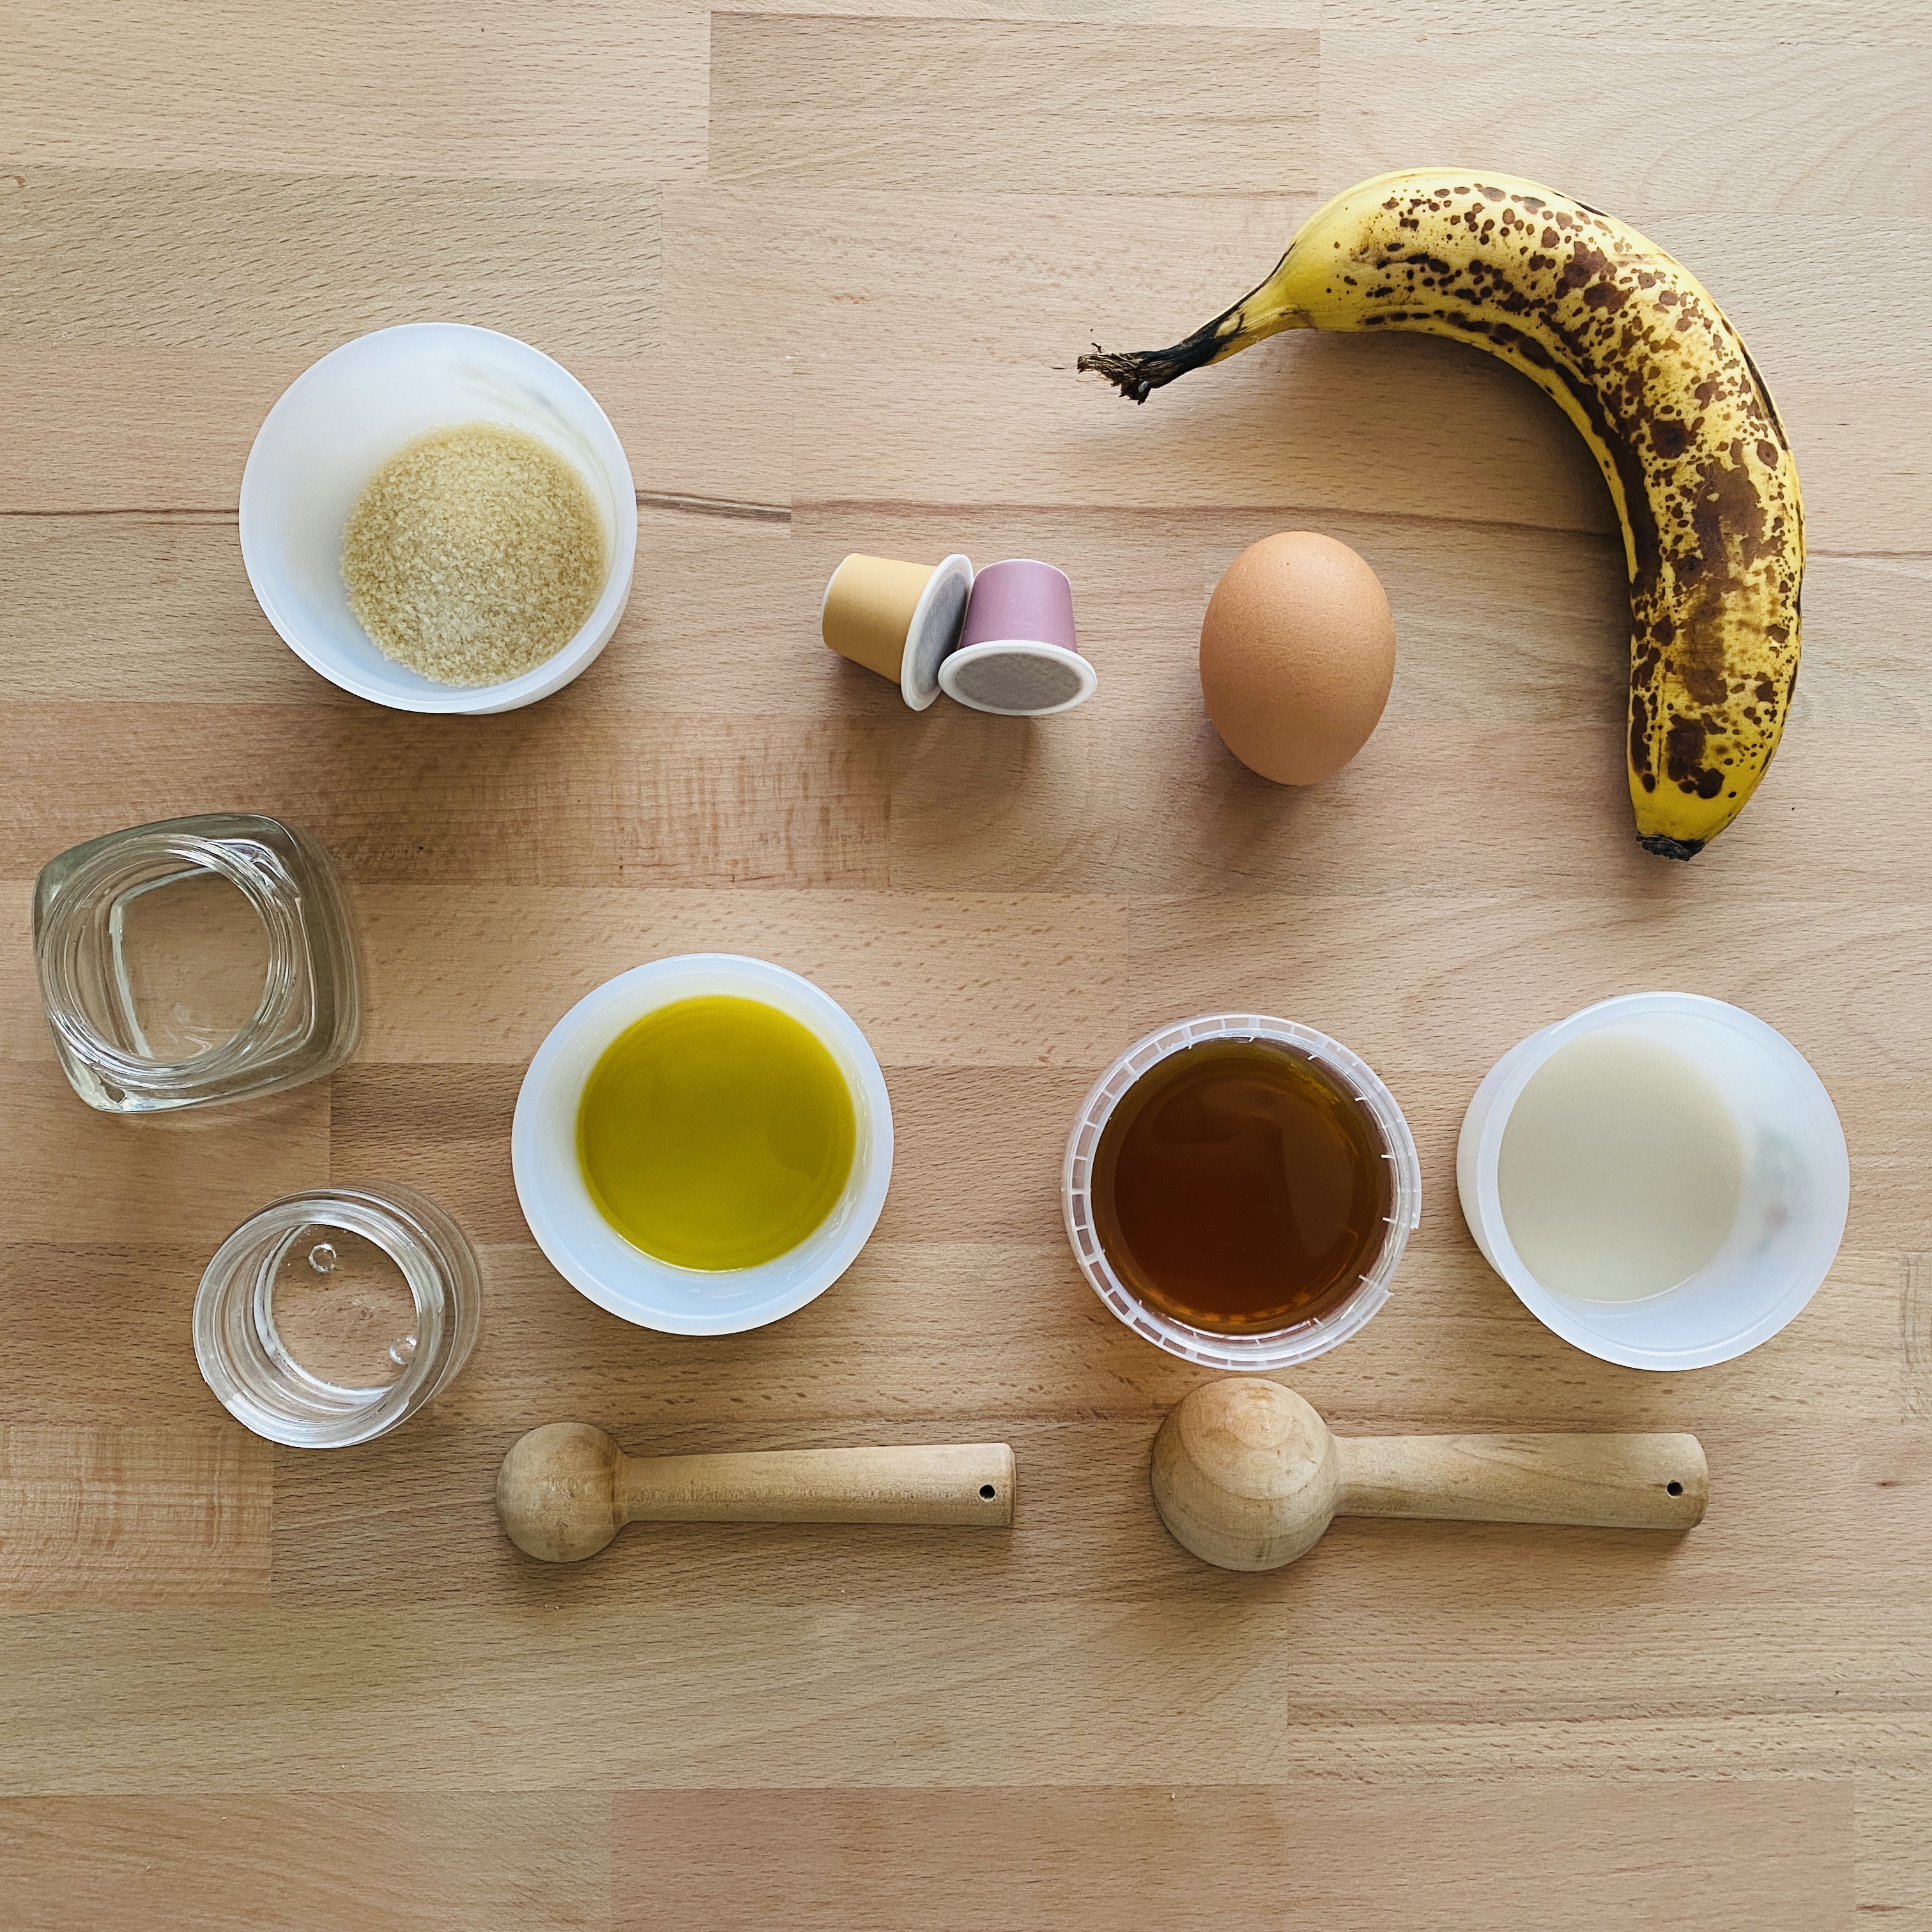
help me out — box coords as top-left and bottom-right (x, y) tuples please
(2, 3), (1929, 1927)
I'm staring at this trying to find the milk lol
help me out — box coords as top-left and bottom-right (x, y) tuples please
(1496, 1029), (1744, 1302)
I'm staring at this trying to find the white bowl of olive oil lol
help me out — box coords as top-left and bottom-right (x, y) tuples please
(512, 956), (894, 1335)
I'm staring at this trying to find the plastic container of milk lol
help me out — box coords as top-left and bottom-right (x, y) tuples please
(1457, 992), (1848, 1370)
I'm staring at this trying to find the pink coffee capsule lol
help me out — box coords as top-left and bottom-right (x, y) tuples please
(939, 559), (1097, 717)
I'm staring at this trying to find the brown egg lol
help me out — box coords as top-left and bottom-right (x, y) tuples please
(1199, 532), (1396, 785)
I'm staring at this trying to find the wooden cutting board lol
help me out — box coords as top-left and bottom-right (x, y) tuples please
(1, 5), (1926, 1926)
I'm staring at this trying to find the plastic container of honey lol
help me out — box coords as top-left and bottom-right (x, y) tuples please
(1063, 1013), (1421, 1371)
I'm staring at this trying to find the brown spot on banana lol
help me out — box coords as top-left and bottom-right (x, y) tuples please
(1077, 168), (1804, 861)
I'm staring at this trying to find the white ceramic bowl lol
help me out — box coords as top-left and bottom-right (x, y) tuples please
(1457, 992), (1849, 1370)
(239, 323), (637, 714)
(512, 956), (893, 1335)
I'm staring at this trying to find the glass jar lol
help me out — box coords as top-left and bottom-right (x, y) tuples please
(33, 811), (358, 1113)
(194, 1183), (482, 1448)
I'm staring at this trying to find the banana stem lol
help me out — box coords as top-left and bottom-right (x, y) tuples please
(1078, 256), (1307, 402)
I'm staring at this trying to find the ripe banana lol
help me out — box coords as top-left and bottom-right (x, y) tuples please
(1080, 169), (1803, 859)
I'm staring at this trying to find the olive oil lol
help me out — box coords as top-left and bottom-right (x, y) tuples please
(578, 995), (856, 1271)
(1092, 1038), (1392, 1333)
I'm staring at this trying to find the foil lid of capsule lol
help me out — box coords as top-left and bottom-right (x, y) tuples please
(940, 558), (1097, 717)
(821, 553), (974, 710)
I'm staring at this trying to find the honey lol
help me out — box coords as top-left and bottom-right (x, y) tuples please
(1091, 1038), (1392, 1333)
(577, 995), (856, 1271)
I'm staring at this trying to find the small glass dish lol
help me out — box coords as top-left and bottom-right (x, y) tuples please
(1063, 1013), (1422, 1372)
(33, 811), (359, 1114)
(194, 1183), (482, 1448)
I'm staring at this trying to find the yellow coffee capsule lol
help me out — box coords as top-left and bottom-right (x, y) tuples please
(820, 553), (973, 710)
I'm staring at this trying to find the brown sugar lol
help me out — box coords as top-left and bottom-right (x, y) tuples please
(340, 421), (606, 687)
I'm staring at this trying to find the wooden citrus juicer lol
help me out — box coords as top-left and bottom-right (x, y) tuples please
(497, 1422), (1015, 1562)
(1153, 1379), (1707, 1571)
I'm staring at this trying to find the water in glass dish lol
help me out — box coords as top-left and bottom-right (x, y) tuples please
(263, 1225), (420, 1394)
(109, 864), (271, 1061)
